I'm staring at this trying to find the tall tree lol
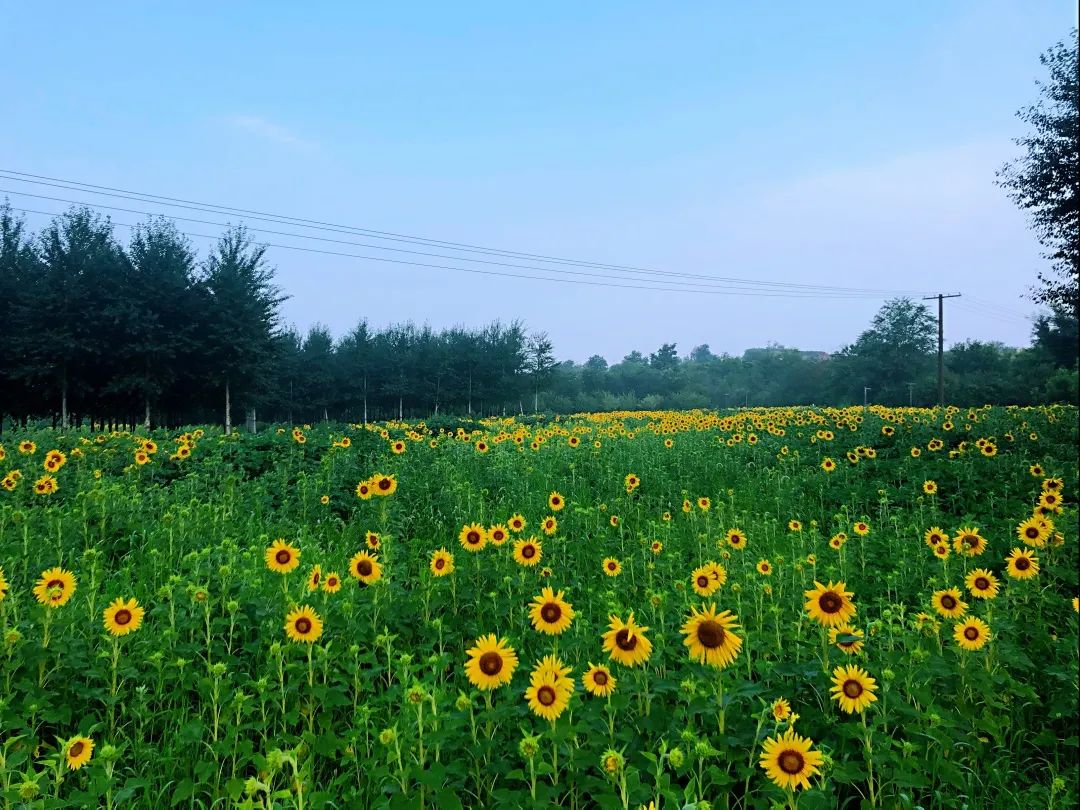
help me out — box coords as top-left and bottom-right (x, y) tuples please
(526, 331), (557, 412)
(998, 32), (1079, 313)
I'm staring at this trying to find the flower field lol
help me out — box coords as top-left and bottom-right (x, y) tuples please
(0, 405), (1077, 809)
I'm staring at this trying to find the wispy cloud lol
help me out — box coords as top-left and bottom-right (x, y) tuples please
(225, 114), (318, 150)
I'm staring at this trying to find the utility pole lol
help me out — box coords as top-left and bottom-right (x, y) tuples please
(923, 293), (961, 408)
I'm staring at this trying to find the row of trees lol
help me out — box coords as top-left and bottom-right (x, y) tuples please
(1, 201), (1077, 431)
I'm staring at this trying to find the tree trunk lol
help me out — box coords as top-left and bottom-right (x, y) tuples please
(61, 372), (69, 430)
(246, 407), (257, 433)
(534, 388), (539, 413)
(225, 380), (232, 434)
(468, 373), (473, 415)
(363, 375), (368, 424)
(398, 397), (403, 420)
(144, 397), (151, 429)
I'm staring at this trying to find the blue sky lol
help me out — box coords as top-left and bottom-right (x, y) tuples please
(2, 2), (1075, 361)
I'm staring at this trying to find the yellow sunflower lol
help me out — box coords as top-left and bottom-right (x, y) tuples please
(756, 559), (773, 576)
(541, 515), (558, 535)
(430, 549), (454, 577)
(0, 566), (7, 603)
(853, 521), (870, 536)
(284, 605), (323, 643)
(582, 663), (616, 697)
(691, 564), (721, 596)
(788, 520), (802, 532)
(1005, 548), (1039, 580)
(65, 736), (94, 770)
(923, 480), (937, 495)
(487, 524), (510, 546)
(355, 480), (373, 500)
(348, 551), (383, 585)
(821, 457), (836, 472)
(726, 528), (747, 550)
(829, 533), (847, 550)
(965, 568), (1000, 600)
(458, 523), (488, 552)
(306, 565), (322, 591)
(33, 567), (76, 608)
(952, 527), (986, 557)
(601, 613), (652, 667)
(465, 634), (518, 690)
(829, 623), (864, 655)
(953, 617), (991, 650)
(524, 655), (575, 721)
(1016, 517), (1048, 548)
(804, 581), (856, 627)
(759, 728), (824, 791)
(923, 527), (947, 548)
(322, 572), (342, 593)
(830, 665), (878, 714)
(265, 539), (301, 574)
(529, 587), (575, 635)
(33, 475), (58, 495)
(103, 597), (145, 636)
(548, 491), (565, 511)
(512, 537), (542, 567)
(931, 588), (967, 618)
(771, 697), (792, 722)
(602, 557), (622, 577)
(371, 473), (398, 496)
(681, 604), (743, 669)
(508, 513), (527, 533)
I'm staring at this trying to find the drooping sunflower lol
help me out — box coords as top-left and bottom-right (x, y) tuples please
(459, 523), (488, 552)
(513, 537), (542, 567)
(265, 539), (301, 574)
(681, 604), (743, 669)
(430, 549), (455, 577)
(541, 516), (558, 535)
(691, 564), (721, 596)
(305, 565), (322, 591)
(65, 736), (94, 770)
(33, 567), (76, 608)
(602, 613), (653, 667)
(284, 605), (324, 643)
(965, 568), (1000, 600)
(804, 581), (856, 627)
(548, 492), (565, 512)
(1016, 516), (1048, 548)
(487, 524), (510, 546)
(529, 587), (575, 635)
(602, 557), (622, 577)
(726, 528), (747, 550)
(508, 513), (527, 533)
(103, 597), (145, 636)
(953, 617), (991, 650)
(465, 634), (519, 690)
(931, 588), (967, 618)
(759, 728), (824, 792)
(923, 527), (947, 548)
(952, 527), (986, 557)
(829, 623), (864, 655)
(830, 665), (878, 714)
(322, 572), (342, 593)
(348, 551), (383, 585)
(1005, 548), (1039, 580)
(582, 663), (616, 697)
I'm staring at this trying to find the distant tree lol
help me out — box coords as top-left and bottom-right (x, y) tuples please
(581, 355), (609, 393)
(300, 324), (336, 421)
(1031, 304), (1079, 369)
(0, 203), (37, 427)
(998, 32), (1079, 313)
(649, 342), (679, 370)
(526, 331), (557, 411)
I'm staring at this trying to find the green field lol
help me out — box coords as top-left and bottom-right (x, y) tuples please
(0, 405), (1077, 809)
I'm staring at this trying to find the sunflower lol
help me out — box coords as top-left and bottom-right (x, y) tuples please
(459, 523), (488, 552)
(804, 581), (856, 627)
(465, 634), (518, 690)
(365, 531), (381, 550)
(1016, 516), (1048, 548)
(355, 480), (373, 500)
(788, 520), (802, 532)
(541, 516), (558, 535)
(44, 449), (67, 472)
(980, 442), (997, 457)
(697, 496), (711, 511)
(830, 665), (878, 714)
(609, 515), (620, 527)
(846, 451), (859, 464)
(1005, 548), (1039, 580)
(582, 663), (616, 697)
(771, 697), (792, 722)
(430, 549), (454, 577)
(65, 736), (94, 770)
(266, 539), (301, 574)
(933, 543), (950, 560)
(0, 566), (7, 603)
(33, 475), (58, 495)
(33, 567), (76, 607)
(682, 499), (692, 513)
(853, 521), (870, 536)
(371, 473), (398, 497)
(513, 538), (542, 567)
(821, 457), (836, 472)
(759, 728), (824, 792)
(390, 440), (406, 454)
(690, 564), (720, 596)
(103, 597), (145, 636)
(529, 587), (575, 635)
(953, 617), (991, 650)
(726, 529), (747, 550)
(952, 527), (986, 557)
(319, 494), (330, 505)
(508, 513), (527, 533)
(304, 565), (323, 591)
(284, 605), (324, 643)
(681, 604), (743, 669)
(650, 541), (664, 555)
(602, 613), (652, 667)
(1042, 477), (1063, 492)
(624, 473), (640, 491)
(965, 568), (1000, 600)
(910, 447), (921, 457)
(829, 623), (864, 655)
(664, 438), (674, 448)
(348, 551), (383, 585)
(922, 480), (938, 495)
(548, 492), (565, 511)
(602, 558), (622, 577)
(322, 572), (342, 593)
(829, 533), (846, 550)
(18, 440), (36, 455)
(524, 657), (575, 721)
(568, 436), (580, 447)
(475, 440), (488, 453)
(756, 560), (772, 576)
(924, 527), (947, 548)
(931, 588), (967, 618)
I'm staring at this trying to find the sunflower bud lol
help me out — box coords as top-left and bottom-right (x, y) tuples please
(519, 735), (540, 759)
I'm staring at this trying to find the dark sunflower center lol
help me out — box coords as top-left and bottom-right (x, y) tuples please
(522, 545), (536, 558)
(614, 629), (638, 651)
(479, 651), (503, 676)
(1026, 528), (1039, 538)
(963, 535), (978, 548)
(778, 750), (805, 775)
(975, 577), (989, 590)
(467, 531), (480, 544)
(47, 579), (63, 590)
(697, 576), (710, 588)
(69, 741), (85, 757)
(537, 685), (557, 706)
(842, 679), (863, 698)
(114, 609), (132, 625)
(819, 592), (842, 613)
(941, 595), (956, 609)
(493, 531), (505, 541)
(696, 620), (725, 648)
(540, 603), (562, 623)
(275, 550), (291, 564)
(593, 670), (608, 685)
(435, 558), (445, 570)
(311, 572), (320, 584)
(378, 479), (391, 490)
(1015, 557), (1030, 570)
(295, 617), (312, 634)
(964, 627), (979, 641)
(357, 561), (373, 576)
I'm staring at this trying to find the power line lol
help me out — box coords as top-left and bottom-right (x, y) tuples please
(0, 168), (937, 297)
(1, 190), (923, 297)
(11, 205), (917, 299)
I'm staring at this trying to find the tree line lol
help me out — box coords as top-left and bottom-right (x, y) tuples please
(1, 203), (1077, 432)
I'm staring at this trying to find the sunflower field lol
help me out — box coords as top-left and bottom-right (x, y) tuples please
(0, 405), (1077, 809)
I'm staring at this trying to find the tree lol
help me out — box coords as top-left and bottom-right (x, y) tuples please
(649, 343), (679, 371)
(1031, 305), (1079, 369)
(526, 331), (557, 411)
(835, 298), (936, 404)
(998, 32), (1079, 313)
